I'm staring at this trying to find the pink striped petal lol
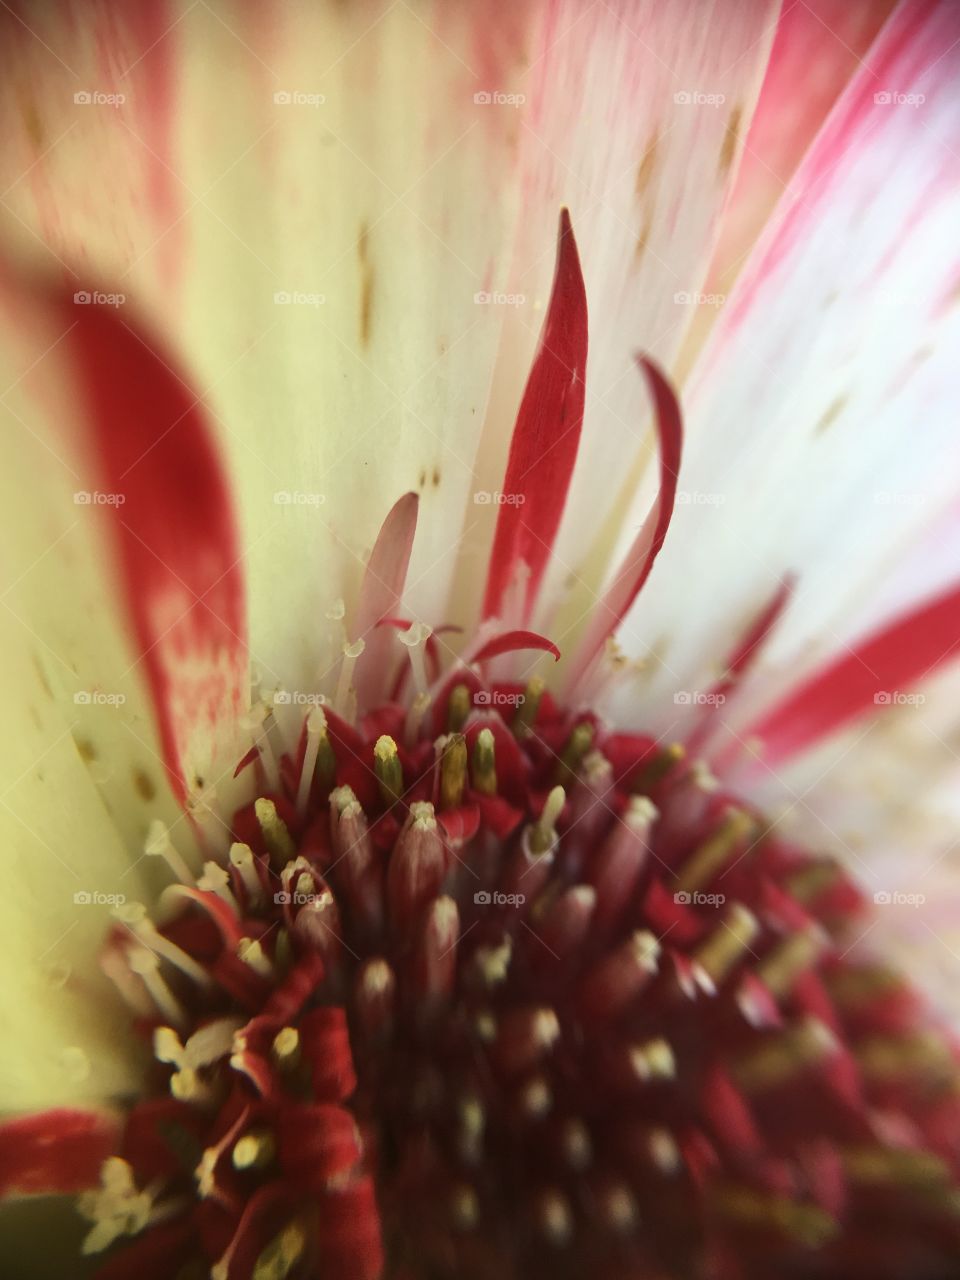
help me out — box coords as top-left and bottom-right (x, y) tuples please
(613, 0), (960, 732)
(744, 579), (960, 766)
(482, 210), (587, 623)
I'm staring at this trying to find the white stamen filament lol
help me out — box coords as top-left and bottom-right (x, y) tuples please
(335, 638), (365, 719)
(296, 706), (327, 817)
(114, 902), (211, 988)
(244, 701), (281, 793)
(126, 947), (186, 1027)
(143, 819), (195, 885)
(230, 841), (264, 906)
(397, 621), (433, 696)
(197, 860), (240, 912)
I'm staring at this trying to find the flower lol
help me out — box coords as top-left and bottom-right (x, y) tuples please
(1, 1), (960, 1277)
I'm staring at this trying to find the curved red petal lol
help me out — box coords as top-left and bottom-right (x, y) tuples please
(746, 579), (960, 764)
(54, 288), (246, 804)
(0, 1108), (120, 1197)
(567, 357), (683, 683)
(482, 208), (588, 623)
(472, 629), (561, 665)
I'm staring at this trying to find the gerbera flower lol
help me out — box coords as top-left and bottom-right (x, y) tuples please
(1, 1), (960, 1277)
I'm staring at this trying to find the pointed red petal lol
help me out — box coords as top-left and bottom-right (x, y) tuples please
(482, 208), (588, 623)
(746, 579), (960, 764)
(0, 1108), (120, 1197)
(567, 357), (682, 683)
(57, 291), (246, 804)
(472, 629), (561, 665)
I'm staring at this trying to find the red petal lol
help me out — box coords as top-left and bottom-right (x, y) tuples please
(472, 629), (561, 665)
(746, 579), (960, 764)
(482, 209), (588, 622)
(354, 493), (419, 707)
(58, 290), (246, 804)
(0, 1108), (119, 1197)
(567, 357), (682, 684)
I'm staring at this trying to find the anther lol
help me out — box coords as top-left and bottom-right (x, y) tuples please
(374, 735), (403, 805)
(471, 727), (497, 795)
(440, 733), (468, 810)
(255, 797), (297, 867)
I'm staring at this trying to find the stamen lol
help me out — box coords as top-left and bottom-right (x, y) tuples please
(143, 819), (195, 884)
(272, 1027), (301, 1071)
(233, 1129), (277, 1171)
(555, 721), (594, 783)
(237, 936), (275, 980)
(374, 736), (403, 804)
(512, 676), (544, 737)
(529, 785), (565, 855)
(439, 734), (468, 810)
(296, 707), (330, 817)
(115, 903), (210, 987)
(693, 904), (759, 984)
(197, 860), (240, 912)
(471, 727), (497, 795)
(252, 1221), (307, 1280)
(255, 797), (297, 867)
(675, 809), (755, 892)
(230, 841), (264, 907)
(244, 701), (281, 793)
(447, 683), (471, 732)
(335, 638), (366, 719)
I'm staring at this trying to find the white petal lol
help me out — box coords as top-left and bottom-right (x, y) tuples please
(610, 0), (960, 729)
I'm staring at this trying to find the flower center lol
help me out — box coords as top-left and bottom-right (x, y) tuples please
(85, 680), (960, 1280)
